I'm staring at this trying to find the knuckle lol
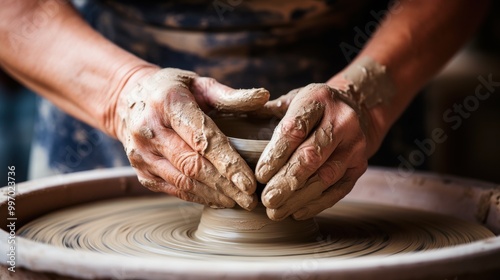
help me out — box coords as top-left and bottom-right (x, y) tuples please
(339, 181), (355, 197)
(201, 77), (217, 86)
(190, 115), (214, 154)
(192, 133), (209, 154)
(336, 106), (358, 127)
(306, 83), (333, 98)
(346, 109), (359, 123)
(298, 145), (323, 166)
(317, 84), (334, 95)
(191, 77), (215, 95)
(176, 152), (203, 177)
(280, 117), (308, 141)
(318, 160), (344, 185)
(175, 190), (193, 202)
(174, 173), (195, 192)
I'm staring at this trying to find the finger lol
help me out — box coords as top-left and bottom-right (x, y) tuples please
(292, 166), (367, 220)
(264, 127), (366, 220)
(151, 155), (235, 208)
(127, 139), (235, 208)
(135, 169), (230, 208)
(248, 88), (301, 119)
(265, 174), (329, 221)
(264, 147), (351, 220)
(132, 145), (236, 208)
(263, 150), (350, 220)
(261, 116), (340, 209)
(166, 87), (257, 198)
(141, 177), (226, 207)
(152, 127), (257, 210)
(191, 77), (270, 112)
(150, 158), (236, 208)
(256, 84), (330, 183)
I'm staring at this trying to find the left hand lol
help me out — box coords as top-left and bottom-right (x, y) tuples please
(255, 83), (370, 221)
(114, 67), (270, 210)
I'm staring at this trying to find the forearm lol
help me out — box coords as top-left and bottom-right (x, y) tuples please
(0, 0), (157, 137)
(328, 0), (489, 156)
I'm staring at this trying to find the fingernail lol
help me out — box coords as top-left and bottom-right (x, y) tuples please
(232, 172), (252, 193)
(266, 208), (287, 221)
(263, 189), (283, 207)
(238, 194), (257, 211)
(293, 208), (310, 220)
(256, 164), (270, 180)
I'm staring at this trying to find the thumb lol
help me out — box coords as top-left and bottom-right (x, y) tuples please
(248, 87), (301, 119)
(191, 77), (270, 113)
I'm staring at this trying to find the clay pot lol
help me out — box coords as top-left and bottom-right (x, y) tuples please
(213, 116), (278, 167)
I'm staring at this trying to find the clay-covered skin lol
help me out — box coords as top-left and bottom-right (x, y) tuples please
(248, 88), (300, 119)
(256, 57), (395, 221)
(341, 57), (395, 109)
(115, 68), (270, 210)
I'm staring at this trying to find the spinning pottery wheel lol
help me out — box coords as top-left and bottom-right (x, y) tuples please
(1, 167), (500, 279)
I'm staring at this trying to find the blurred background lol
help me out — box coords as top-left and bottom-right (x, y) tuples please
(369, 1), (500, 184)
(1, 1), (499, 185)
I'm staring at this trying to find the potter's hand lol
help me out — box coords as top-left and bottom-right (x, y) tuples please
(115, 68), (269, 210)
(255, 83), (368, 220)
(255, 57), (395, 221)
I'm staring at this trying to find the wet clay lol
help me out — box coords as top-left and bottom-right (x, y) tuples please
(341, 56), (395, 110)
(196, 204), (319, 244)
(18, 196), (494, 260)
(212, 88), (270, 112)
(213, 116), (276, 168)
(257, 97), (325, 184)
(119, 68), (271, 210)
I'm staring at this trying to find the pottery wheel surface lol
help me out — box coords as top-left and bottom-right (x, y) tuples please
(18, 196), (494, 261)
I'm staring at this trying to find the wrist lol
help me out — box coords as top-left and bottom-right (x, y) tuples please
(101, 62), (160, 140)
(327, 56), (396, 157)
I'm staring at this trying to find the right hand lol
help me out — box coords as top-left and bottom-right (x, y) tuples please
(112, 67), (270, 210)
(254, 83), (369, 221)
